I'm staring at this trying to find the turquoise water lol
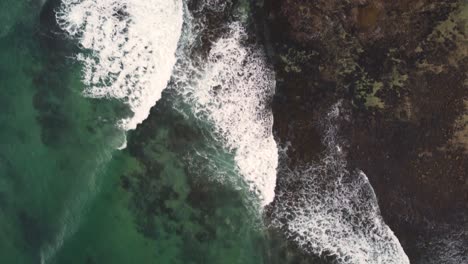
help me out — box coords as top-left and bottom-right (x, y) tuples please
(0, 1), (320, 263)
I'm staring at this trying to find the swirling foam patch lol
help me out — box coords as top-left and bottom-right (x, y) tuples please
(270, 103), (410, 264)
(57, 0), (183, 130)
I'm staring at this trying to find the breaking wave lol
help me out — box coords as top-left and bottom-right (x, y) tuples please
(269, 102), (410, 263)
(57, 0), (183, 130)
(175, 20), (278, 207)
(53, 1), (411, 262)
(57, 0), (278, 206)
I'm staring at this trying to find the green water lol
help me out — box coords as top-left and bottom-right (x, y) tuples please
(0, 1), (324, 264)
(3, 1), (460, 264)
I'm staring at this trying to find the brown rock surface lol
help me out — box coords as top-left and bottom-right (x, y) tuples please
(261, 0), (467, 262)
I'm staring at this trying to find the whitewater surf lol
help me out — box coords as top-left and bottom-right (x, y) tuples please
(57, 0), (184, 130)
(56, 0), (409, 263)
(269, 102), (410, 264)
(176, 21), (279, 207)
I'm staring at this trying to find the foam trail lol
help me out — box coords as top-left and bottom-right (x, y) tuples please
(57, 0), (183, 130)
(409, 211), (467, 264)
(178, 22), (278, 207)
(270, 102), (410, 264)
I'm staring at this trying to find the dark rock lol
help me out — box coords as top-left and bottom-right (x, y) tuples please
(259, 0), (467, 262)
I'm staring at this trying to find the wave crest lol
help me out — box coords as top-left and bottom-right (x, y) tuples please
(179, 23), (278, 206)
(57, 0), (183, 130)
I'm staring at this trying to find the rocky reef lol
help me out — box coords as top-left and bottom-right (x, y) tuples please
(258, 0), (467, 262)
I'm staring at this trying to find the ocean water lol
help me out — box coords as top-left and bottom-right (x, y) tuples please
(0, 1), (277, 263)
(0, 0), (408, 264)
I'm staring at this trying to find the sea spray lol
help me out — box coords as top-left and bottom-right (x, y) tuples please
(57, 0), (183, 130)
(269, 102), (410, 264)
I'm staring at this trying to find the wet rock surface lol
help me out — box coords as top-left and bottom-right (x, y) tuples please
(258, 0), (467, 262)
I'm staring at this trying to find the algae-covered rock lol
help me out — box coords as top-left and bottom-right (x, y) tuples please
(260, 0), (467, 262)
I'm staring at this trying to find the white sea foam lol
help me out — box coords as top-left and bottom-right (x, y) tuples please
(270, 102), (410, 263)
(415, 217), (468, 264)
(177, 22), (278, 207)
(200, 0), (230, 12)
(57, 0), (183, 130)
